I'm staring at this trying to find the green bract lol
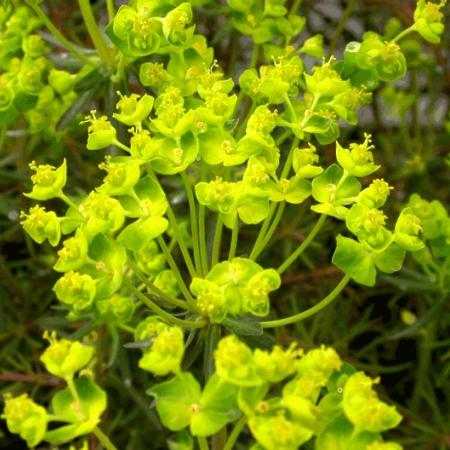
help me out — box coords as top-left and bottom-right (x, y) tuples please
(149, 372), (238, 436)
(332, 234), (406, 287)
(311, 164), (361, 219)
(44, 376), (107, 445)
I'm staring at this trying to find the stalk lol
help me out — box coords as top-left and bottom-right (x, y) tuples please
(78, 0), (115, 68)
(123, 279), (205, 328)
(197, 436), (210, 450)
(93, 427), (118, 450)
(127, 259), (192, 311)
(156, 236), (196, 305)
(228, 218), (239, 260)
(181, 172), (203, 276)
(223, 416), (246, 450)
(277, 215), (327, 274)
(211, 214), (223, 267)
(260, 274), (350, 328)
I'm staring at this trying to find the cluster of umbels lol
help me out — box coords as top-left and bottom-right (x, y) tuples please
(1, 332), (105, 448)
(0, 4), (76, 135)
(1, 329), (404, 450)
(7, 0), (449, 449)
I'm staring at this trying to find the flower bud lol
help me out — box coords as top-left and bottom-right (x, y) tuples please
(40, 331), (94, 379)
(17, 57), (47, 95)
(53, 271), (96, 313)
(129, 129), (157, 161)
(414, 0), (446, 44)
(246, 105), (277, 137)
(190, 278), (227, 323)
(139, 62), (168, 88)
(162, 3), (193, 44)
(113, 92), (154, 126)
(0, 75), (15, 111)
(305, 59), (350, 97)
(54, 230), (89, 272)
(79, 191), (125, 238)
(25, 159), (67, 201)
(394, 208), (425, 251)
(300, 34), (324, 58)
(358, 179), (393, 208)
(97, 155), (141, 196)
(242, 269), (281, 317)
(153, 269), (180, 299)
(2, 393), (48, 448)
(20, 205), (61, 246)
(48, 69), (74, 95)
(82, 111), (117, 150)
(96, 294), (135, 323)
(214, 335), (262, 386)
(254, 344), (298, 383)
(336, 133), (380, 177)
(135, 317), (184, 376)
(343, 372), (402, 433)
(22, 34), (48, 58)
(292, 144), (323, 178)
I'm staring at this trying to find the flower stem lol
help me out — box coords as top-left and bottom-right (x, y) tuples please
(224, 416), (246, 450)
(277, 214), (327, 274)
(164, 204), (197, 278)
(260, 274), (350, 328)
(118, 323), (135, 334)
(251, 202), (285, 260)
(228, 217), (239, 260)
(127, 259), (193, 311)
(391, 25), (417, 44)
(328, 0), (357, 56)
(106, 0), (115, 22)
(58, 192), (78, 210)
(123, 279), (205, 328)
(211, 214), (223, 267)
(181, 172), (203, 276)
(146, 167), (197, 278)
(198, 164), (209, 275)
(156, 236), (196, 305)
(197, 436), (210, 450)
(93, 426), (118, 450)
(65, 376), (81, 407)
(198, 203), (209, 275)
(249, 203), (277, 260)
(78, 0), (115, 68)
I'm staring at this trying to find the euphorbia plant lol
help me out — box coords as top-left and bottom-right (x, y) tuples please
(2, 0), (448, 449)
